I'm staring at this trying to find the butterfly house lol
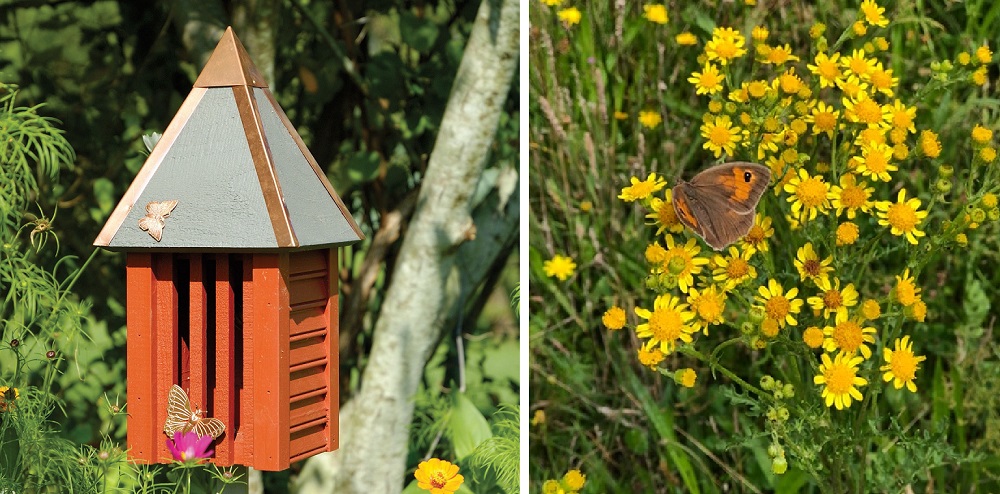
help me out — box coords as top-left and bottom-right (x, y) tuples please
(93, 27), (364, 471)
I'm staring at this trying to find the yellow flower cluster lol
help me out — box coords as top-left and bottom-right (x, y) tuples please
(599, 0), (995, 410)
(542, 469), (586, 494)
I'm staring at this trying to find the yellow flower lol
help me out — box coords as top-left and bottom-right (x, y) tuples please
(784, 168), (832, 222)
(842, 49), (877, 79)
(976, 44), (993, 64)
(415, 458), (464, 494)
(852, 20), (868, 36)
(808, 278), (859, 319)
(971, 125), (993, 144)
(740, 214), (774, 254)
(764, 44), (799, 65)
(638, 110), (662, 130)
(957, 51), (972, 66)
(831, 173), (874, 218)
(756, 279), (804, 328)
(531, 409), (546, 425)
(659, 236), (710, 293)
(860, 298), (881, 320)
(557, 7), (582, 26)
(676, 32), (698, 45)
(803, 326), (825, 348)
(677, 368), (697, 388)
(983, 193), (998, 208)
(868, 63), (897, 97)
(905, 297), (927, 322)
(837, 74), (870, 100)
(920, 130), (942, 158)
(541, 0), (562, 5)
(836, 222), (860, 246)
(689, 64), (725, 95)
(602, 306), (627, 330)
(794, 242), (834, 286)
(645, 241), (667, 265)
(712, 246), (758, 289)
(687, 285), (726, 334)
(859, 0), (889, 27)
(700, 114), (743, 158)
(807, 52), (843, 89)
(843, 94), (886, 127)
(892, 268), (920, 307)
(705, 27), (747, 65)
(855, 142), (897, 182)
(822, 311), (878, 359)
(881, 336), (926, 392)
(778, 69), (805, 94)
(643, 4), (668, 24)
(814, 352), (868, 410)
(542, 480), (560, 494)
(876, 189), (928, 245)
(751, 25), (769, 42)
(885, 100), (917, 134)
(562, 470), (586, 491)
(809, 22), (826, 38)
(806, 101), (840, 137)
(980, 147), (997, 163)
(972, 66), (988, 85)
(543, 254), (576, 281)
(637, 341), (666, 369)
(613, 111), (628, 120)
(646, 192), (684, 235)
(619, 172), (667, 202)
(635, 293), (697, 355)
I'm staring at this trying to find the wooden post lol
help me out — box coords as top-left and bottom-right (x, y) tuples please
(251, 253), (290, 470)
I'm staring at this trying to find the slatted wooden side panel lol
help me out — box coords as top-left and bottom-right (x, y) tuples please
(251, 253), (290, 470)
(287, 249), (334, 463)
(213, 254), (238, 464)
(152, 253), (179, 463)
(126, 253), (158, 462)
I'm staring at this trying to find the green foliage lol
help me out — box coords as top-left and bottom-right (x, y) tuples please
(531, 0), (1000, 492)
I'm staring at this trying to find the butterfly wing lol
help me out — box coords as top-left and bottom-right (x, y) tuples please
(146, 200), (179, 217)
(139, 216), (166, 241)
(674, 184), (750, 250)
(686, 162), (771, 215)
(164, 385), (193, 436)
(193, 418), (226, 439)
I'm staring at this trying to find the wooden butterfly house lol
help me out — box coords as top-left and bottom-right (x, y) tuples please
(93, 27), (364, 471)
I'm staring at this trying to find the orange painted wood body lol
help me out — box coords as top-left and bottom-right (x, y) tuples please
(125, 249), (339, 471)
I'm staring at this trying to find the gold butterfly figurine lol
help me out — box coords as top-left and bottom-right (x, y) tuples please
(138, 200), (178, 242)
(163, 384), (226, 439)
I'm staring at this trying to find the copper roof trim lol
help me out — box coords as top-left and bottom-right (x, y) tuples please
(194, 26), (268, 88)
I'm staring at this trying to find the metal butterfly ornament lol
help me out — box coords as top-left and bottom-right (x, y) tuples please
(163, 384), (226, 439)
(138, 200), (178, 242)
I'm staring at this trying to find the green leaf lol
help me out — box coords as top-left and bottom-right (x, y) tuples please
(399, 11), (439, 54)
(449, 392), (493, 460)
(345, 150), (382, 185)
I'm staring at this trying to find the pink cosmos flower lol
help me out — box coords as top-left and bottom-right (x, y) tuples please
(165, 431), (214, 463)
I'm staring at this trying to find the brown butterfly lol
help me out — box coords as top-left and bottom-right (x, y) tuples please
(163, 384), (225, 439)
(138, 200), (178, 242)
(672, 162), (771, 251)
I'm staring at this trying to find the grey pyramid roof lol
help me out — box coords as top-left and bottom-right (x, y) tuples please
(94, 27), (364, 251)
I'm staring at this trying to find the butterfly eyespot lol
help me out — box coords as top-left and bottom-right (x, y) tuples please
(743, 171), (753, 182)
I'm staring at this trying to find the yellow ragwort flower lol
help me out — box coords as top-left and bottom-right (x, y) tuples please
(712, 246), (758, 289)
(602, 306), (627, 330)
(822, 311), (878, 359)
(784, 169), (833, 222)
(740, 214), (774, 254)
(705, 27), (747, 66)
(831, 173), (874, 218)
(837, 74), (870, 100)
(689, 64), (725, 95)
(543, 254), (577, 281)
(794, 242), (834, 286)
(751, 26), (769, 43)
(876, 189), (928, 245)
(562, 470), (586, 491)
(639, 109), (662, 129)
(764, 44), (800, 65)
(677, 368), (697, 388)
(635, 293), (697, 355)
(687, 285), (726, 334)
(637, 340), (666, 369)
(646, 192), (684, 235)
(814, 352), (868, 410)
(972, 67), (989, 85)
(836, 222), (860, 246)
(861, 298), (881, 320)
(971, 125), (993, 144)
(920, 130), (942, 158)
(700, 114), (743, 157)
(905, 297), (927, 322)
(557, 7), (582, 26)
(881, 336), (926, 392)
(842, 49), (877, 79)
(976, 44), (993, 64)
(856, 142), (898, 182)
(415, 458), (464, 494)
(756, 278), (804, 328)
(531, 409), (546, 426)
(541, 0), (563, 5)
(803, 326), (825, 349)
(808, 278), (859, 319)
(844, 94), (886, 127)
(807, 101), (841, 137)
(542, 480), (560, 494)
(643, 4), (668, 24)
(892, 268), (921, 307)
(980, 147), (997, 163)
(660, 235), (710, 293)
(869, 62), (898, 97)
(619, 172), (667, 202)
(859, 0), (889, 27)
(676, 32), (698, 45)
